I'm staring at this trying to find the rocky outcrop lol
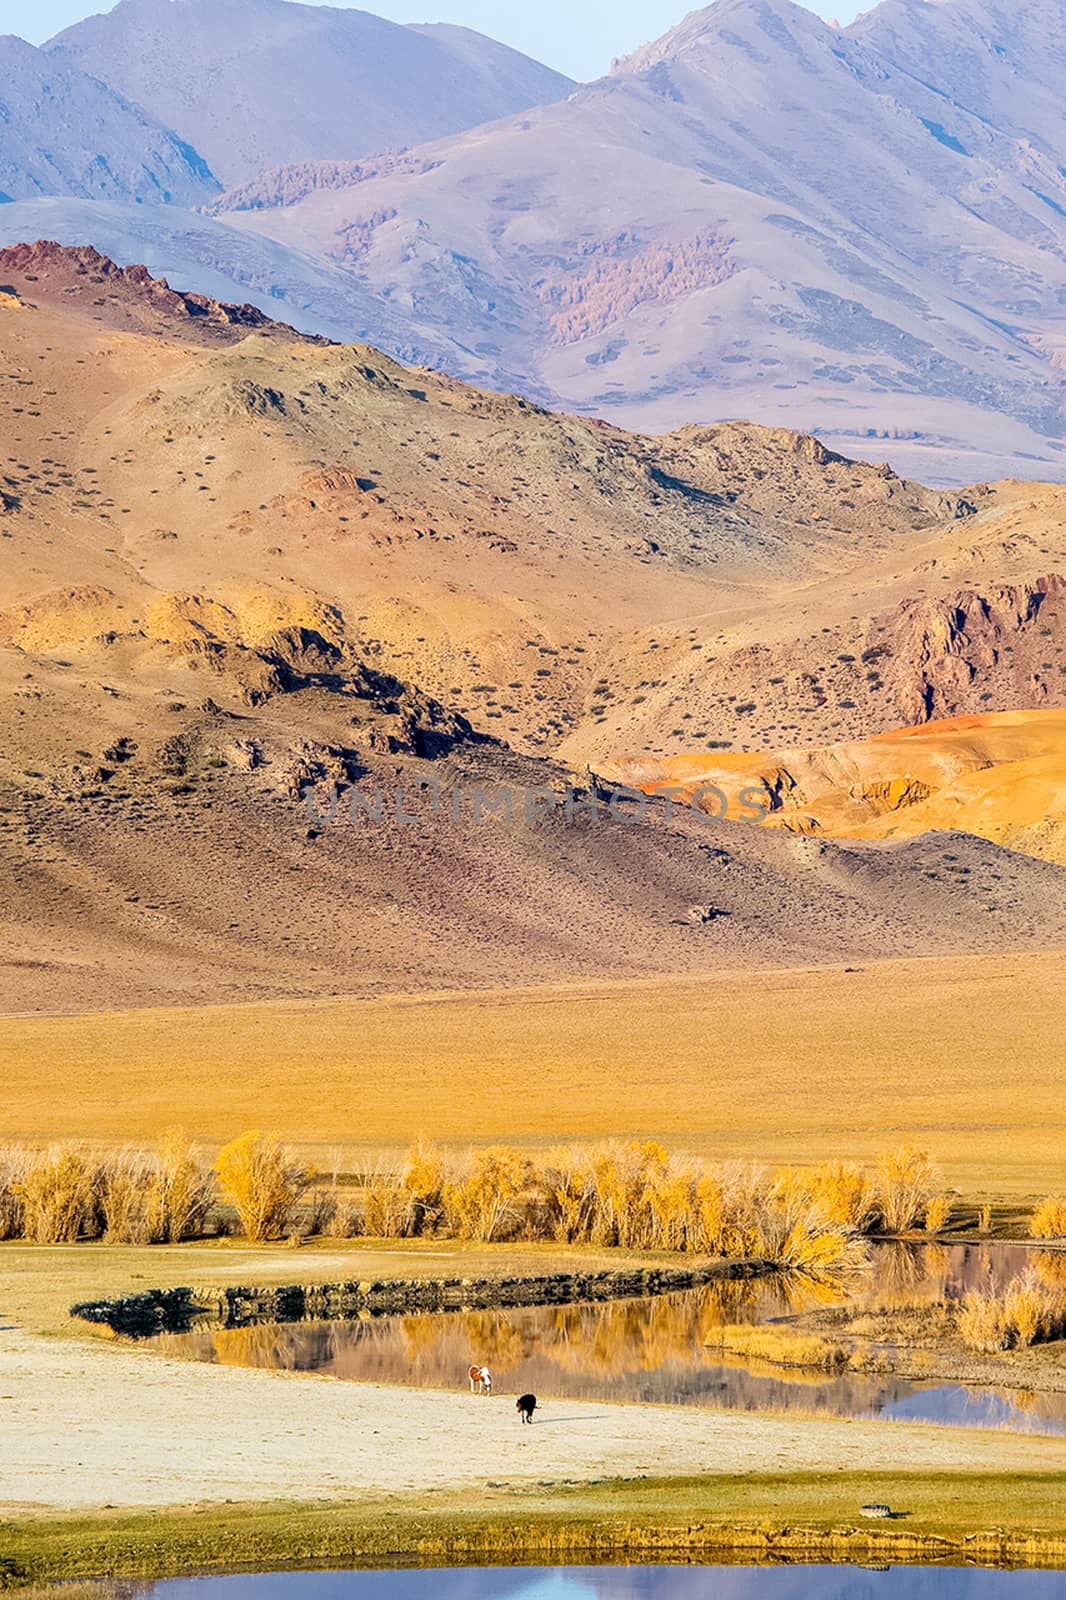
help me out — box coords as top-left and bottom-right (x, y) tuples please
(70, 1259), (775, 1338)
(885, 576), (1066, 726)
(0, 242), (318, 345)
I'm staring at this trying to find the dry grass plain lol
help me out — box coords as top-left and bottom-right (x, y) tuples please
(3, 949), (1064, 1195)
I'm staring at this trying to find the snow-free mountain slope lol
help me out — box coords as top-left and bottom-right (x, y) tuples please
(0, 34), (218, 205)
(46, 0), (575, 189)
(851, 0), (1066, 159)
(1, 243), (1063, 1010)
(214, 0), (1066, 482)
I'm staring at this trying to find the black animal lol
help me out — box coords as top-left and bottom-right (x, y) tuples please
(516, 1392), (537, 1424)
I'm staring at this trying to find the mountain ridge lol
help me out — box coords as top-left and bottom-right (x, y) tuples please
(201, 0), (1066, 483)
(0, 33), (219, 205)
(45, 0), (575, 189)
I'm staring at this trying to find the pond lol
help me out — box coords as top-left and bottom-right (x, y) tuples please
(143, 1565), (1066, 1597)
(156, 1243), (1066, 1437)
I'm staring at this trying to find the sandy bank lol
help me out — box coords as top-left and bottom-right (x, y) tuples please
(3, 1328), (1066, 1514)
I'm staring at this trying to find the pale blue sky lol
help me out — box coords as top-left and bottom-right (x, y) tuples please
(10, 0), (869, 78)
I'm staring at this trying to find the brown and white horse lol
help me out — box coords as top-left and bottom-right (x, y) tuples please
(468, 1364), (492, 1395)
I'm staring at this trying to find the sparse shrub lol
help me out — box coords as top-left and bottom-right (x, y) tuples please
(979, 1204), (992, 1234)
(1030, 1196), (1066, 1240)
(1003, 1274), (1044, 1348)
(754, 1170), (852, 1275)
(543, 1144), (598, 1243)
(773, 1161), (873, 1233)
(957, 1270), (1066, 1352)
(923, 1195), (951, 1235)
(15, 1144), (104, 1243)
(216, 1131), (311, 1242)
(302, 1178), (340, 1238)
(956, 1290), (1006, 1353)
(873, 1145), (939, 1233)
(101, 1149), (160, 1244)
(102, 1129), (215, 1244)
(355, 1154), (413, 1239)
(154, 1127), (215, 1242)
(0, 1145), (28, 1240)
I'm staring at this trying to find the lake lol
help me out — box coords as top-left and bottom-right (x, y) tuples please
(156, 1242), (1066, 1436)
(146, 1564), (1066, 1598)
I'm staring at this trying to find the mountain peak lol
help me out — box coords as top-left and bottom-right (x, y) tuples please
(46, 0), (573, 189)
(614, 0), (835, 77)
(0, 31), (218, 205)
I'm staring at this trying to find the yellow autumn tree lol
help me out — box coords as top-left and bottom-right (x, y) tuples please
(14, 1144), (104, 1243)
(873, 1145), (939, 1233)
(216, 1131), (311, 1242)
(443, 1146), (530, 1241)
(1030, 1196), (1066, 1240)
(402, 1141), (446, 1236)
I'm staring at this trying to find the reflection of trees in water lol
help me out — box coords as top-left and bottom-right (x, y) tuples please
(157, 1243), (1065, 1433)
(860, 1242), (1034, 1307)
(1035, 1250), (1066, 1291)
(999, 1386), (1066, 1426)
(210, 1322), (341, 1371)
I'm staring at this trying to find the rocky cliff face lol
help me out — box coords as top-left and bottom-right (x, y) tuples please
(885, 576), (1066, 726)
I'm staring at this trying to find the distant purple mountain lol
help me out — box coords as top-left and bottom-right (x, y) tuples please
(201, 0), (1066, 482)
(45, 0), (575, 189)
(0, 33), (218, 204)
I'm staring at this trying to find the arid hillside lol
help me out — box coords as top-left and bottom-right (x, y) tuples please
(1, 242), (1063, 1011)
(618, 711), (1066, 867)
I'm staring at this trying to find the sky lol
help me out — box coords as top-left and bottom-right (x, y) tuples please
(9, 0), (869, 78)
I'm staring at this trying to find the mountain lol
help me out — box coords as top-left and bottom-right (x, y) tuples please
(0, 34), (217, 205)
(209, 0), (1066, 483)
(1, 243), (1063, 1011)
(46, 0), (575, 190)
(851, 0), (1066, 158)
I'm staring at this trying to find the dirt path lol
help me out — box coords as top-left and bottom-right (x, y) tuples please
(4, 1328), (1066, 1513)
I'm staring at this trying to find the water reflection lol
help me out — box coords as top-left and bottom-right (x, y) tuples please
(157, 1244), (1066, 1437)
(149, 1565), (1066, 1599)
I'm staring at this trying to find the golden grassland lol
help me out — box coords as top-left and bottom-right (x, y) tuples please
(7, 1474), (1066, 1584)
(2, 951), (1065, 1194)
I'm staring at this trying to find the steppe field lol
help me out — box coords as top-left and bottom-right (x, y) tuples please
(2, 949), (1064, 1193)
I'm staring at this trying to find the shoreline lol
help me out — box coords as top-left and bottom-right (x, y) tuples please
(4, 1325), (1066, 1514)
(4, 1240), (1066, 1587)
(6, 1475), (1066, 1586)
(69, 1257), (775, 1337)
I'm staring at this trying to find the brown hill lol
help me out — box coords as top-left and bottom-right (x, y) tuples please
(1, 244), (1063, 1010)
